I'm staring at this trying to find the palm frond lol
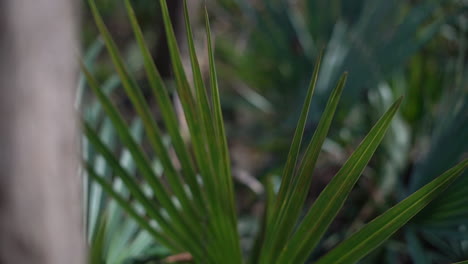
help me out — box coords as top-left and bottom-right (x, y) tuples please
(82, 1), (467, 263)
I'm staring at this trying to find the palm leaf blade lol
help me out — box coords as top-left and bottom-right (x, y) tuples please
(123, 0), (205, 212)
(260, 71), (347, 263)
(204, 6), (243, 261)
(316, 159), (468, 264)
(80, 62), (209, 260)
(87, 0), (200, 223)
(278, 97), (403, 263)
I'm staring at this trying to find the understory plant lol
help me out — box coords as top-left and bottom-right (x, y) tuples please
(82, 0), (468, 263)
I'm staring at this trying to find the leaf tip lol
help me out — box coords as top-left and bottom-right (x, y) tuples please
(395, 95), (404, 107)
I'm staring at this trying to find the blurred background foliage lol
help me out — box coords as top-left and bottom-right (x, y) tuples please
(81, 0), (467, 263)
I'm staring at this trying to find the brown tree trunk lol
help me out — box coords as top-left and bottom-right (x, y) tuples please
(0, 0), (85, 263)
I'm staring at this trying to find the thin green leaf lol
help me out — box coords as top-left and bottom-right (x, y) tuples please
(158, 0), (220, 222)
(249, 177), (276, 264)
(86, 163), (177, 252)
(87, 0), (200, 224)
(277, 97), (403, 264)
(89, 213), (107, 264)
(184, 1), (213, 131)
(80, 62), (206, 260)
(452, 260), (468, 264)
(182, 0), (224, 225)
(205, 5), (243, 261)
(83, 121), (206, 258)
(316, 159), (467, 264)
(123, 0), (205, 213)
(160, 0), (242, 261)
(205, 6), (235, 209)
(77, 38), (104, 108)
(85, 117), (117, 240)
(197, 6), (239, 262)
(274, 50), (323, 208)
(260, 71), (346, 264)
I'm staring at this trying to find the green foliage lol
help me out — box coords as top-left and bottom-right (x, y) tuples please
(214, 0), (465, 116)
(82, 0), (467, 263)
(208, 1), (468, 262)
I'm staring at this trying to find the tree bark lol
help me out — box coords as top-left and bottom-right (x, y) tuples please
(0, 0), (85, 263)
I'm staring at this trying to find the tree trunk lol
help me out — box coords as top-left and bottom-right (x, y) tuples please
(0, 0), (85, 263)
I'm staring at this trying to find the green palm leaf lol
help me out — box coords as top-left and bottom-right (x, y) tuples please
(82, 0), (467, 263)
(316, 159), (467, 264)
(276, 97), (403, 264)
